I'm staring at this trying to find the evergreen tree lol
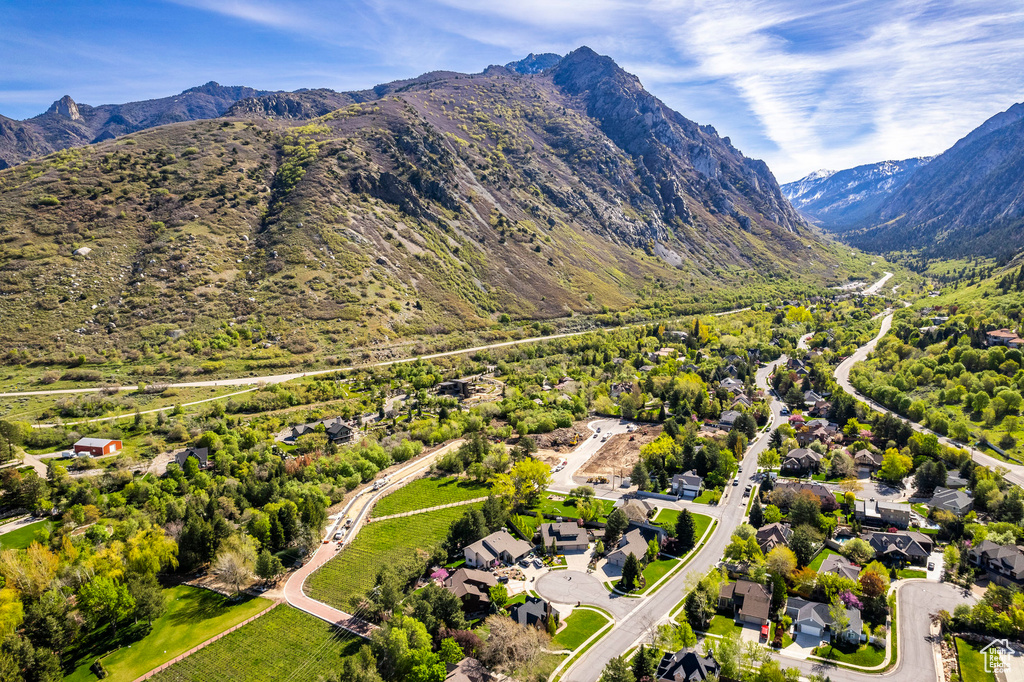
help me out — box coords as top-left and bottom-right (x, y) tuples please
(600, 656), (635, 682)
(632, 645), (657, 682)
(621, 553), (643, 592)
(675, 509), (696, 553)
(749, 496), (764, 528)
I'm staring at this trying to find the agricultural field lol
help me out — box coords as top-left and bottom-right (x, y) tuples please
(146, 606), (360, 682)
(372, 475), (490, 517)
(307, 504), (479, 609)
(65, 585), (272, 682)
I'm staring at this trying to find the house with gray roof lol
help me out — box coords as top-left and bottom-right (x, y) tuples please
(786, 597), (864, 643)
(864, 531), (933, 565)
(819, 554), (861, 581)
(509, 596), (558, 628)
(854, 499), (912, 528)
(606, 528), (651, 567)
(719, 410), (742, 429)
(175, 446), (209, 469)
(969, 540), (1024, 587)
(781, 448), (821, 475)
(671, 470), (703, 499)
(655, 649), (720, 682)
(928, 487), (973, 516)
(443, 568), (497, 613)
(464, 530), (533, 568)
(718, 579), (772, 626)
(755, 523), (792, 554)
(539, 522), (589, 552)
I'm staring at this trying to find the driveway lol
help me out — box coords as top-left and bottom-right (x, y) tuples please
(535, 570), (636, 619)
(925, 551), (944, 581)
(780, 632), (823, 661)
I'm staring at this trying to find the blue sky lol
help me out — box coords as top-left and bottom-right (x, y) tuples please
(2, 0), (1023, 181)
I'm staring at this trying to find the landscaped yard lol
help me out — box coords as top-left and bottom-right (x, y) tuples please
(307, 504), (480, 609)
(693, 489), (720, 505)
(897, 568), (927, 579)
(64, 586), (273, 682)
(690, 513), (713, 544)
(809, 548), (842, 572)
(812, 640), (885, 667)
(528, 495), (615, 521)
(639, 558), (678, 589)
(146, 606), (360, 682)
(955, 637), (997, 682)
(772, 623), (794, 649)
(0, 519), (52, 549)
(551, 609), (610, 650)
(703, 614), (744, 638)
(372, 476), (490, 517)
(652, 507), (680, 530)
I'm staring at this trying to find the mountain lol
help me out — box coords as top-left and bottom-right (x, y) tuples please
(504, 53), (562, 74)
(842, 101), (1024, 257)
(0, 47), (851, 368)
(0, 82), (266, 169)
(782, 157), (932, 230)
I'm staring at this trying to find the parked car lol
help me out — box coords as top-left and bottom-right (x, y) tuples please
(928, 561), (935, 570)
(518, 559), (530, 567)
(732, 479), (739, 486)
(744, 485), (752, 496)
(780, 407), (790, 415)
(533, 559), (543, 568)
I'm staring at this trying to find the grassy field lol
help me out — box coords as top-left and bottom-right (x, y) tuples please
(693, 489), (719, 504)
(640, 558), (677, 588)
(691, 513), (712, 544)
(898, 569), (927, 579)
(809, 548), (842, 572)
(703, 615), (744, 638)
(813, 641), (885, 667)
(529, 495), (615, 520)
(146, 605), (360, 682)
(372, 476), (489, 517)
(65, 586), (272, 682)
(955, 637), (997, 682)
(0, 520), (51, 549)
(551, 609), (610, 650)
(307, 504), (479, 609)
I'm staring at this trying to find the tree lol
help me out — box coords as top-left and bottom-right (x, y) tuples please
(828, 596), (850, 650)
(632, 645), (657, 682)
(675, 509), (697, 552)
(631, 462), (651, 492)
(790, 491), (822, 529)
(766, 546), (797, 578)
(214, 535), (257, 596)
(479, 614), (550, 675)
(489, 584), (508, 611)
(828, 451), (855, 479)
(749, 497), (764, 528)
(914, 460), (948, 497)
(440, 638), (464, 665)
(621, 553), (643, 592)
(23, 589), (74, 655)
(255, 549), (285, 583)
(859, 570), (887, 599)
(943, 544), (961, 580)
(606, 508), (629, 546)
(758, 447), (781, 472)
(763, 504), (783, 524)
(79, 576), (135, 634)
(878, 449), (912, 484)
(841, 538), (875, 565)
(600, 655), (635, 682)
(646, 539), (660, 563)
(790, 525), (821, 567)
(128, 576), (165, 627)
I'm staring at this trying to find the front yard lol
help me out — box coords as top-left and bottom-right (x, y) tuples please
(954, 637), (997, 682)
(551, 609), (610, 650)
(703, 614), (745, 638)
(812, 640), (885, 667)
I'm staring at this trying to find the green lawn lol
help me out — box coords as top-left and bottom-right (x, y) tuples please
(64, 586), (272, 682)
(551, 609), (610, 650)
(772, 623), (794, 649)
(809, 548), (842, 572)
(704, 615), (743, 638)
(691, 513), (712, 545)
(652, 507), (680, 529)
(955, 637), (997, 682)
(693, 490), (719, 505)
(911, 503), (930, 517)
(813, 641), (885, 667)
(307, 504), (481, 609)
(0, 519), (51, 549)
(898, 569), (927, 579)
(146, 606), (360, 682)
(639, 558), (678, 589)
(372, 476), (490, 517)
(528, 496), (615, 521)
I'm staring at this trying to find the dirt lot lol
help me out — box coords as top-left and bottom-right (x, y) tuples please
(530, 421), (596, 467)
(577, 425), (663, 478)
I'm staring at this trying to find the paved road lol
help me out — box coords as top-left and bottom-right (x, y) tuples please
(835, 312), (1024, 488)
(563, 357), (789, 681)
(536, 571), (638, 619)
(862, 271), (894, 296)
(779, 581), (973, 682)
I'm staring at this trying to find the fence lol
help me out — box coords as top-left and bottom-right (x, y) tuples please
(132, 601), (281, 681)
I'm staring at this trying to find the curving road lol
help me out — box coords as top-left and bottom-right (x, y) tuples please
(835, 312), (1024, 488)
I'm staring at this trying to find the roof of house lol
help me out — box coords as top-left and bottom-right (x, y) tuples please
(972, 541), (1024, 574)
(607, 528), (649, 564)
(619, 499), (655, 523)
(176, 447), (209, 467)
(720, 410), (742, 425)
(720, 378), (744, 390)
(719, 580), (771, 622)
(465, 530), (533, 564)
(819, 554), (861, 581)
(783, 448), (821, 466)
(443, 568), (497, 601)
(774, 481), (834, 503)
(946, 473), (970, 489)
(656, 649), (720, 682)
(865, 531), (933, 559)
(539, 522), (588, 547)
(929, 487), (973, 513)
(673, 471), (703, 489)
(509, 596), (556, 627)
(786, 597), (862, 635)
(854, 449), (883, 466)
(74, 437), (118, 447)
(445, 658), (492, 682)
(755, 523), (793, 552)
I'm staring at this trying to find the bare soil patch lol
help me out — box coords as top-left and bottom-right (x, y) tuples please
(577, 425), (663, 478)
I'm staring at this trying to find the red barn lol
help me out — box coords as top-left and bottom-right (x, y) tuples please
(73, 438), (122, 457)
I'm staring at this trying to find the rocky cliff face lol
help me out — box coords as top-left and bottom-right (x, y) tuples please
(782, 157), (932, 230)
(226, 89), (356, 119)
(846, 101), (1024, 257)
(505, 53), (562, 74)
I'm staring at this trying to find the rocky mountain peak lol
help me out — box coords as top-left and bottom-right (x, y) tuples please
(47, 95), (81, 121)
(504, 52), (562, 74)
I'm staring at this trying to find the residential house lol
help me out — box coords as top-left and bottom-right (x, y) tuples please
(819, 554), (861, 581)
(755, 523), (793, 554)
(539, 522), (589, 552)
(796, 425), (834, 448)
(672, 471), (704, 499)
(808, 400), (832, 418)
(175, 446), (209, 469)
(437, 379), (473, 399)
(804, 390), (824, 406)
(946, 472), (970, 489)
(655, 649), (720, 682)
(772, 481), (838, 511)
(718, 579), (772, 626)
(464, 530), (533, 568)
(444, 658), (493, 682)
(928, 487), (974, 516)
(864, 531), (933, 565)
(655, 347), (677, 359)
(509, 596), (559, 628)
(719, 410), (742, 430)
(73, 438), (122, 457)
(606, 528), (652, 567)
(854, 449), (883, 473)
(731, 394), (753, 409)
(854, 500), (913, 529)
(781, 448), (821, 475)
(987, 329), (1024, 348)
(969, 541), (1024, 587)
(619, 499), (656, 524)
(443, 568), (497, 613)
(289, 417), (355, 445)
(785, 597), (863, 642)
